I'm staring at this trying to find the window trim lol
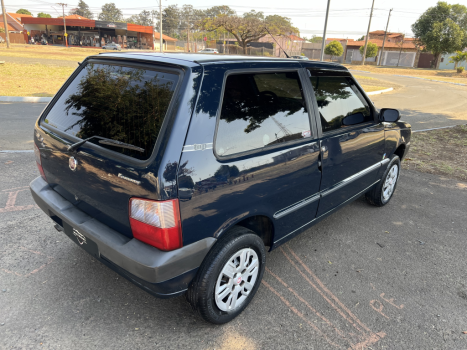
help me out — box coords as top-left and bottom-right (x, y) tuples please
(213, 68), (318, 161)
(38, 58), (185, 168)
(306, 69), (379, 138)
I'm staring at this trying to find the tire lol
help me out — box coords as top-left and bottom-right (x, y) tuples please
(186, 226), (266, 324)
(366, 155), (401, 207)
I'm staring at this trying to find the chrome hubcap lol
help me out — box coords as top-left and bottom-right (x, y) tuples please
(214, 248), (259, 312)
(382, 164), (399, 201)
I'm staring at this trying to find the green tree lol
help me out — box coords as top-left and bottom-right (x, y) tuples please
(162, 5), (181, 38)
(37, 12), (52, 18)
(308, 35), (323, 43)
(204, 5), (235, 18)
(126, 10), (152, 26)
(0, 27), (4, 33)
(412, 1), (467, 67)
(198, 10), (298, 54)
(357, 35), (365, 41)
(449, 50), (467, 68)
(324, 40), (344, 61)
(98, 3), (123, 22)
(16, 9), (32, 15)
(359, 42), (378, 58)
(70, 0), (94, 19)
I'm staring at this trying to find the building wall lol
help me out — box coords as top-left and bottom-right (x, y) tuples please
(438, 53), (467, 70)
(346, 46), (420, 67)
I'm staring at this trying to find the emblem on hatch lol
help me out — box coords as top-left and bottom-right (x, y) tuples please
(69, 156), (78, 171)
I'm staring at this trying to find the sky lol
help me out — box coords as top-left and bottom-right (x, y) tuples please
(6, 0), (467, 39)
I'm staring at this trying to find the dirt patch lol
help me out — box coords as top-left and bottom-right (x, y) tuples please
(353, 74), (401, 93)
(402, 125), (467, 181)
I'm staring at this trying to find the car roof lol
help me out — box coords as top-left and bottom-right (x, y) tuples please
(91, 52), (347, 70)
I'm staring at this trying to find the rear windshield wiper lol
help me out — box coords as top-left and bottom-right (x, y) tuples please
(67, 136), (145, 153)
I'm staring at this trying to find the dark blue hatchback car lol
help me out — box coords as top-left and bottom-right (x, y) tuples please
(31, 53), (411, 324)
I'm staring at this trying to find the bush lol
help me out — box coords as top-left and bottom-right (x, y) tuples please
(457, 66), (465, 73)
(359, 42), (378, 58)
(324, 41), (344, 61)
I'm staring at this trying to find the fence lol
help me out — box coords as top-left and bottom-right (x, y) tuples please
(345, 49), (377, 64)
(380, 51), (416, 67)
(0, 33), (27, 44)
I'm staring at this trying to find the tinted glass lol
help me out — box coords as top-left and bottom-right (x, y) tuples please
(216, 72), (311, 157)
(42, 63), (178, 160)
(310, 76), (372, 133)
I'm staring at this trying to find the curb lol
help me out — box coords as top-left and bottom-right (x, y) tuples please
(366, 87), (394, 95)
(393, 75), (467, 86)
(0, 96), (52, 103)
(413, 125), (463, 133)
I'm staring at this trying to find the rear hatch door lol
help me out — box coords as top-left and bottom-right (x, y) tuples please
(37, 59), (181, 237)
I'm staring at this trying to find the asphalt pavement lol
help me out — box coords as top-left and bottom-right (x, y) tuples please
(1, 80), (467, 350)
(351, 70), (467, 130)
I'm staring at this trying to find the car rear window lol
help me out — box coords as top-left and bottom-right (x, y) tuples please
(42, 62), (179, 160)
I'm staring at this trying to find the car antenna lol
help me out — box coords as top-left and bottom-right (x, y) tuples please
(264, 26), (290, 58)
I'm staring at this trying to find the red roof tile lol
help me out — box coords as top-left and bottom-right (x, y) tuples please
(153, 32), (177, 41)
(347, 38), (418, 49)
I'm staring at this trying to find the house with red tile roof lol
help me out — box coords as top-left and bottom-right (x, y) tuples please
(0, 12), (32, 32)
(344, 32), (421, 67)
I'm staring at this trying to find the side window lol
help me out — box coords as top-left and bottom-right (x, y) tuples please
(215, 71), (311, 157)
(309, 75), (372, 133)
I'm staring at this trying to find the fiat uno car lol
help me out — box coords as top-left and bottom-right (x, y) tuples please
(30, 53), (411, 324)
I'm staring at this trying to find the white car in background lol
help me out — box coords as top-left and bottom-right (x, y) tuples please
(199, 48), (219, 54)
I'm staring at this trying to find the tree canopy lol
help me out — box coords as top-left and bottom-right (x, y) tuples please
(16, 9), (32, 15)
(70, 0), (94, 19)
(37, 12), (52, 18)
(360, 42), (378, 58)
(412, 1), (467, 66)
(324, 41), (344, 60)
(126, 10), (154, 26)
(198, 10), (298, 54)
(98, 3), (123, 22)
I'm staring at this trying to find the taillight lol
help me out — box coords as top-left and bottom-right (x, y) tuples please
(34, 143), (47, 182)
(129, 198), (182, 251)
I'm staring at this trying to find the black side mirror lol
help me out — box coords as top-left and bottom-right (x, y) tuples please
(342, 112), (365, 126)
(379, 108), (400, 122)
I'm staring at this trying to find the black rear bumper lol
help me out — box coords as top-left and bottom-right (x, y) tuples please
(30, 176), (216, 298)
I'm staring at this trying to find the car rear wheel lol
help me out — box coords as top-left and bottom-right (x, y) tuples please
(186, 226), (266, 324)
(366, 155), (401, 206)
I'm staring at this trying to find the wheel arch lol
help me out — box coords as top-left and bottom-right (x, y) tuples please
(215, 214), (275, 251)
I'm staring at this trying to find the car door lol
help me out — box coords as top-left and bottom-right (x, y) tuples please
(178, 64), (323, 246)
(306, 69), (386, 217)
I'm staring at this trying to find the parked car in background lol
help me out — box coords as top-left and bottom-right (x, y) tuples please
(102, 43), (122, 51)
(291, 55), (309, 60)
(31, 53), (411, 325)
(199, 48), (219, 54)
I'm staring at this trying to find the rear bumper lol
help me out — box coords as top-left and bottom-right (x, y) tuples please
(30, 176), (216, 298)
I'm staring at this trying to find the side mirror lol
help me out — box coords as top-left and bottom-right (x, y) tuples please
(379, 108), (400, 122)
(342, 112), (365, 126)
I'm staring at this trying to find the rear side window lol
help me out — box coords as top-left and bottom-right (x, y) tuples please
(42, 63), (179, 160)
(309, 76), (372, 133)
(215, 71), (311, 157)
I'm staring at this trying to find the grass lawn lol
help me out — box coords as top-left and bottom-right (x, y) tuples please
(345, 63), (467, 84)
(0, 45), (394, 96)
(0, 62), (75, 97)
(402, 125), (467, 182)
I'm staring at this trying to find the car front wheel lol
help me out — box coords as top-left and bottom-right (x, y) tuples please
(186, 226), (266, 324)
(366, 154), (401, 206)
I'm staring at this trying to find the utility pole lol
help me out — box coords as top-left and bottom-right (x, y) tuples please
(378, 8), (392, 66)
(159, 0), (162, 52)
(151, 11), (155, 51)
(57, 3), (68, 48)
(1, 0), (10, 48)
(361, 0), (375, 65)
(320, 0), (331, 61)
